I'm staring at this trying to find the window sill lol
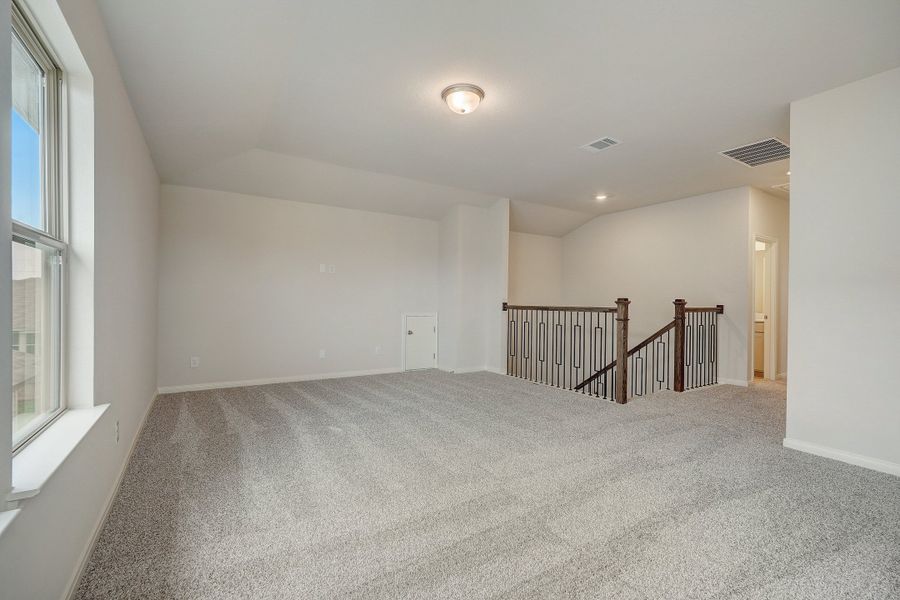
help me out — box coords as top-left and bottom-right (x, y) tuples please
(7, 404), (109, 503)
(0, 508), (20, 536)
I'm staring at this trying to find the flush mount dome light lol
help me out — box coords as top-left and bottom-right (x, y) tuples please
(441, 83), (484, 114)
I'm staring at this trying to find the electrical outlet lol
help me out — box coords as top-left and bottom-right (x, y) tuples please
(319, 349), (326, 359)
(375, 345), (381, 355)
(328, 264), (336, 274)
(190, 356), (200, 368)
(115, 420), (120, 444)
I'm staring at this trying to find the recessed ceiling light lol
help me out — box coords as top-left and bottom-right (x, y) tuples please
(595, 194), (608, 201)
(441, 83), (484, 115)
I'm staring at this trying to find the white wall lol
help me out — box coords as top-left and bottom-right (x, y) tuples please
(454, 206), (488, 370)
(562, 188), (752, 385)
(437, 200), (509, 373)
(749, 188), (789, 377)
(437, 207), (461, 371)
(483, 199), (510, 372)
(0, 0), (160, 598)
(508, 232), (563, 306)
(785, 67), (900, 474)
(157, 185), (439, 389)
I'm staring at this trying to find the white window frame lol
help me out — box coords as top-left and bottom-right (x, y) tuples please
(11, 0), (68, 453)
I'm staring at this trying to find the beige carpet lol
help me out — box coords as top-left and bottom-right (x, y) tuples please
(74, 371), (900, 599)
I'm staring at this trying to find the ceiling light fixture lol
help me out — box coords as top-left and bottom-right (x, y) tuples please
(595, 194), (608, 201)
(441, 83), (484, 115)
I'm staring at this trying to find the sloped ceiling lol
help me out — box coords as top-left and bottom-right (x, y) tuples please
(96, 0), (900, 234)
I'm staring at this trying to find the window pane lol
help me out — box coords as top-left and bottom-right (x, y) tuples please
(12, 239), (61, 444)
(11, 33), (44, 230)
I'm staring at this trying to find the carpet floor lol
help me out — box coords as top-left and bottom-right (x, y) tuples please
(74, 371), (900, 599)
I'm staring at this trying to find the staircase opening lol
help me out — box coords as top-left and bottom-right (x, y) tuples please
(503, 298), (724, 404)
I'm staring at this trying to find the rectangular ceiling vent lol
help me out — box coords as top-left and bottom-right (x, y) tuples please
(580, 136), (621, 153)
(720, 138), (790, 167)
(771, 182), (790, 193)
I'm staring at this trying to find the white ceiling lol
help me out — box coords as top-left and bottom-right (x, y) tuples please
(96, 0), (900, 234)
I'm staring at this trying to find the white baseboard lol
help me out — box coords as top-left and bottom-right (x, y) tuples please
(777, 372), (787, 381)
(157, 367), (403, 394)
(64, 392), (158, 600)
(718, 378), (750, 387)
(438, 366), (503, 375)
(783, 438), (900, 477)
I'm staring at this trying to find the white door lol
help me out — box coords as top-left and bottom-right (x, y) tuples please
(405, 315), (436, 370)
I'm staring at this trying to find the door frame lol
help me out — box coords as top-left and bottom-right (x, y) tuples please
(751, 234), (778, 381)
(401, 313), (438, 371)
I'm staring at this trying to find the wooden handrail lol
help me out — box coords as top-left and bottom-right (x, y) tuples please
(685, 305), (725, 314)
(627, 320), (676, 357)
(574, 359), (616, 390)
(502, 302), (616, 313)
(575, 320), (675, 391)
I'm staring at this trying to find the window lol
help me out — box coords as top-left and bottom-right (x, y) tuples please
(10, 1), (66, 450)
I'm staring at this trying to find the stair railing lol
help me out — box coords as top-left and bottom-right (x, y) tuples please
(678, 301), (725, 391)
(573, 299), (724, 402)
(502, 300), (628, 402)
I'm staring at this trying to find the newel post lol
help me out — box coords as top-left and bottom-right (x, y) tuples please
(673, 299), (686, 392)
(614, 298), (630, 404)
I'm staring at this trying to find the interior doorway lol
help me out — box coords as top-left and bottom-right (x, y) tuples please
(752, 237), (777, 380)
(403, 314), (437, 371)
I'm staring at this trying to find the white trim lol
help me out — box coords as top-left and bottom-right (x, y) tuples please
(718, 378), (750, 387)
(776, 372), (787, 381)
(157, 368), (403, 395)
(8, 404), (108, 501)
(438, 366), (506, 375)
(63, 393), (158, 600)
(401, 312), (438, 372)
(0, 509), (20, 537)
(783, 438), (900, 477)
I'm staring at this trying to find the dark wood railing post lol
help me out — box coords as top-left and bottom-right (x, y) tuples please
(673, 299), (686, 392)
(614, 298), (630, 404)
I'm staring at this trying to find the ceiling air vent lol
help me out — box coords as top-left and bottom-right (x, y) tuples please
(720, 137), (790, 167)
(580, 136), (621, 153)
(771, 182), (790, 193)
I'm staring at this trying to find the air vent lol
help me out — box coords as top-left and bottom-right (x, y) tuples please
(771, 182), (790, 193)
(580, 136), (621, 153)
(720, 138), (790, 167)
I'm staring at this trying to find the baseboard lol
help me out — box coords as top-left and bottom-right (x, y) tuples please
(157, 367), (403, 394)
(783, 438), (900, 477)
(777, 372), (787, 381)
(718, 378), (750, 387)
(63, 392), (158, 600)
(439, 366), (501, 375)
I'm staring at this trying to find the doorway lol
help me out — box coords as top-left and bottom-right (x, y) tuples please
(752, 237), (777, 380)
(403, 314), (437, 371)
